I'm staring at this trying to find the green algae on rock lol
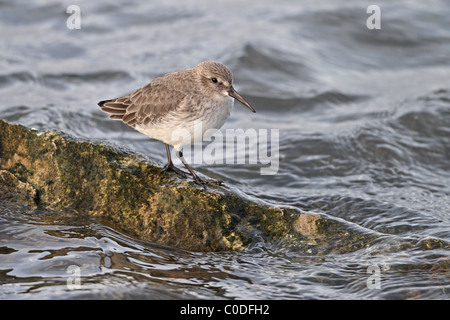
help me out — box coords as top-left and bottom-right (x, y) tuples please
(0, 119), (361, 252)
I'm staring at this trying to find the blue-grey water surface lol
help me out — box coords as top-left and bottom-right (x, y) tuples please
(1, 0), (449, 299)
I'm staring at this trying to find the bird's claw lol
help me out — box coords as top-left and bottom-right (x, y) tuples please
(192, 176), (223, 187)
(160, 163), (189, 179)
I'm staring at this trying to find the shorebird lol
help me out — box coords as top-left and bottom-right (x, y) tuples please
(98, 61), (255, 185)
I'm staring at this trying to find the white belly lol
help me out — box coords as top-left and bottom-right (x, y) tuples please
(135, 96), (234, 150)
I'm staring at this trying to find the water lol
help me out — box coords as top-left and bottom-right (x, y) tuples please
(1, 0), (450, 299)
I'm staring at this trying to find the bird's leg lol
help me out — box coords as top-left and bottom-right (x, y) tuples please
(175, 150), (223, 186)
(160, 144), (189, 178)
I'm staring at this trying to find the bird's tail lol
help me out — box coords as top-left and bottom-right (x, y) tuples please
(98, 98), (137, 126)
(97, 99), (110, 108)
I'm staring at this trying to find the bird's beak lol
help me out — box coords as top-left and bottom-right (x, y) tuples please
(228, 86), (256, 113)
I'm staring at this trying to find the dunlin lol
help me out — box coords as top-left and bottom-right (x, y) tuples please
(98, 61), (255, 185)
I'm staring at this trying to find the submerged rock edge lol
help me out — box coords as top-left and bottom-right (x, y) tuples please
(0, 120), (326, 251)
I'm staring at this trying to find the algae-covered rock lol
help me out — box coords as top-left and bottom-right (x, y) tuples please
(0, 119), (355, 252)
(0, 169), (38, 208)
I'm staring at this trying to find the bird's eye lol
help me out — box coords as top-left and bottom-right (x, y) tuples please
(211, 78), (218, 83)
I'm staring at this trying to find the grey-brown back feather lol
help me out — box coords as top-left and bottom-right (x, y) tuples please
(98, 69), (196, 127)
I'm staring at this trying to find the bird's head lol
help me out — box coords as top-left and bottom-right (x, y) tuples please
(194, 61), (255, 113)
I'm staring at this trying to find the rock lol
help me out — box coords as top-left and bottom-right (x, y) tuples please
(0, 169), (39, 208)
(0, 120), (367, 252)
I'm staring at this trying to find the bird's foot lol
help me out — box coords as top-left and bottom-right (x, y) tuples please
(160, 162), (189, 179)
(161, 161), (223, 187)
(192, 175), (223, 187)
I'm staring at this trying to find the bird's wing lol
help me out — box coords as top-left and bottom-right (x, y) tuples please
(98, 71), (193, 127)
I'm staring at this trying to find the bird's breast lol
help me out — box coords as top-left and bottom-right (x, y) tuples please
(202, 95), (234, 129)
(134, 95), (234, 149)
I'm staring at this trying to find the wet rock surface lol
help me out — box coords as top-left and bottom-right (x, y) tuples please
(0, 120), (362, 252)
